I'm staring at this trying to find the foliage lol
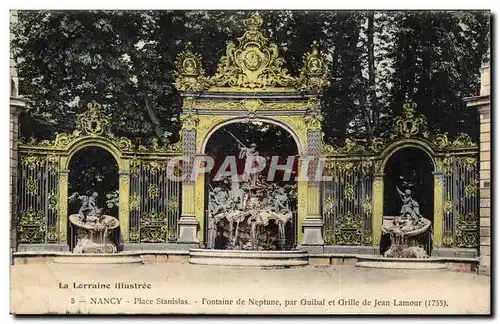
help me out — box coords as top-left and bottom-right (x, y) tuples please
(12, 10), (490, 147)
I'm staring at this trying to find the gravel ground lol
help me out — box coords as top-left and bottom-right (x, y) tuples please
(10, 262), (490, 315)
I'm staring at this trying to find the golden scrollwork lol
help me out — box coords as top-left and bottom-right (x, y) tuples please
(296, 41), (331, 92)
(17, 209), (46, 243)
(181, 112), (200, 131)
(393, 102), (428, 138)
(139, 211), (170, 243)
(465, 180), (479, 197)
(173, 42), (210, 92)
(130, 192), (141, 211)
(324, 196), (335, 213)
(304, 112), (323, 131)
(333, 213), (363, 245)
(137, 137), (181, 153)
(343, 183), (355, 201)
(21, 102), (134, 152)
(371, 137), (385, 153)
(362, 196), (373, 216)
(434, 132), (477, 150)
(182, 97), (314, 111)
(148, 184), (160, 199)
(455, 213), (478, 248)
(27, 177), (38, 195)
(459, 156), (477, 171)
(209, 13), (295, 90)
(173, 13), (329, 93)
(22, 154), (44, 170)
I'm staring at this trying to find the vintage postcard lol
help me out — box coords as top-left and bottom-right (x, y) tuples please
(9, 9), (491, 315)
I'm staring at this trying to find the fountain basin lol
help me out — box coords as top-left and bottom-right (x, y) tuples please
(355, 255), (446, 270)
(189, 249), (309, 268)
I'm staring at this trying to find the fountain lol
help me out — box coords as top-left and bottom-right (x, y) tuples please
(207, 177), (294, 251)
(381, 186), (431, 258)
(189, 140), (308, 268)
(69, 192), (119, 253)
(355, 184), (445, 270)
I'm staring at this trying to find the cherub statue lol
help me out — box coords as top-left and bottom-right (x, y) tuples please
(70, 191), (103, 223)
(209, 187), (233, 216)
(271, 187), (289, 213)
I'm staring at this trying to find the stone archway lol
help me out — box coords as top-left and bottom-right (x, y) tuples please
(202, 120), (300, 249)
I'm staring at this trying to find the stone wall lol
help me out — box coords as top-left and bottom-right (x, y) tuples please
(465, 51), (490, 276)
(478, 55), (491, 276)
(10, 10), (25, 255)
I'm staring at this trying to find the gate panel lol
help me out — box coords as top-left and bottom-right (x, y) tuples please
(442, 155), (479, 248)
(18, 153), (59, 244)
(129, 158), (181, 243)
(322, 159), (373, 246)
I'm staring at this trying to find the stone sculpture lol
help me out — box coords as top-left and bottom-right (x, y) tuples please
(207, 133), (294, 251)
(69, 191), (119, 253)
(382, 186), (431, 258)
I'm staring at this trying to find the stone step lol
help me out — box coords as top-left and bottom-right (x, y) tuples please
(53, 256), (143, 265)
(189, 249), (309, 268)
(355, 261), (447, 270)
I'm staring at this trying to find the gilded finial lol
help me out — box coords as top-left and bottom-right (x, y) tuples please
(311, 40), (319, 55)
(243, 12), (263, 31)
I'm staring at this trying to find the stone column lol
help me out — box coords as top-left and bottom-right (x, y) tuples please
(58, 169), (69, 245)
(371, 174), (384, 248)
(194, 159), (206, 243)
(464, 50), (490, 275)
(177, 128), (199, 246)
(10, 97), (26, 255)
(299, 130), (324, 252)
(10, 10), (23, 258)
(118, 171), (130, 244)
(432, 171), (444, 249)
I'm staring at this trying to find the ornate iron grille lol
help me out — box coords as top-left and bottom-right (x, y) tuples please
(128, 158), (181, 243)
(18, 153), (59, 244)
(322, 159), (373, 246)
(442, 155), (479, 248)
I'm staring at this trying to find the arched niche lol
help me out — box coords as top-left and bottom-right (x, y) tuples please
(200, 116), (305, 155)
(63, 137), (125, 171)
(203, 120), (300, 250)
(379, 144), (435, 255)
(66, 146), (120, 250)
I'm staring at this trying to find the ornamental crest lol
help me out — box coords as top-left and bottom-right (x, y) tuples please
(393, 102), (427, 138)
(173, 42), (210, 92)
(173, 12), (330, 93)
(296, 41), (331, 92)
(210, 12), (295, 89)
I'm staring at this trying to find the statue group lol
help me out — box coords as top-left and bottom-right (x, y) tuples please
(69, 191), (119, 253)
(207, 139), (295, 251)
(382, 185), (431, 258)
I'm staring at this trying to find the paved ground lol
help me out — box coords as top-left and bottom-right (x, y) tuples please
(10, 262), (490, 314)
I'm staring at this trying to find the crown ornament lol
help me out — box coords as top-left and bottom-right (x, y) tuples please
(242, 12), (263, 31)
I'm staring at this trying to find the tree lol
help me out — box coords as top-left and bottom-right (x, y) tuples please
(12, 10), (489, 147)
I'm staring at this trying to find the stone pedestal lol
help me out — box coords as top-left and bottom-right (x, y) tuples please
(299, 218), (324, 252)
(177, 215), (200, 244)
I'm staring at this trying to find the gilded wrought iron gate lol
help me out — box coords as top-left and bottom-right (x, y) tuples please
(441, 154), (479, 248)
(128, 158), (182, 243)
(17, 102), (183, 250)
(17, 153), (60, 244)
(322, 159), (373, 246)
